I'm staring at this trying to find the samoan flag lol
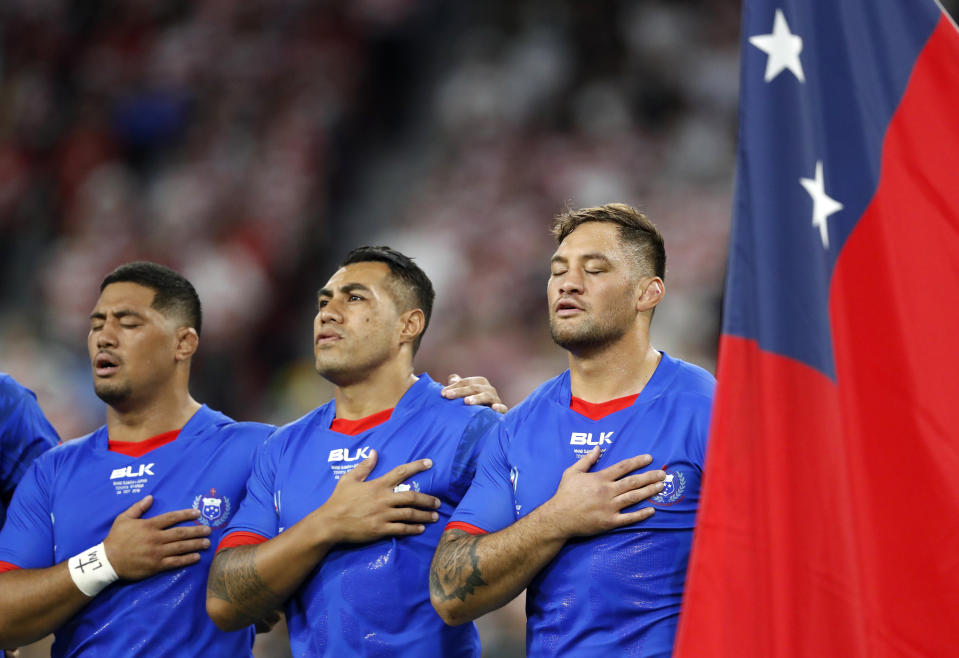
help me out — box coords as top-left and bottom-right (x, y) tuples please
(675, 1), (959, 656)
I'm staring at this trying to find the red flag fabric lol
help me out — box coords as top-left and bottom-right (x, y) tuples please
(676, 2), (959, 656)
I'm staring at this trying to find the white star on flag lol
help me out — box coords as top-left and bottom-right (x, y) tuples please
(749, 9), (805, 82)
(800, 161), (844, 249)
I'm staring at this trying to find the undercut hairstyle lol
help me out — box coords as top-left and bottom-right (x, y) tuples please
(340, 246), (435, 354)
(552, 203), (666, 280)
(100, 261), (203, 335)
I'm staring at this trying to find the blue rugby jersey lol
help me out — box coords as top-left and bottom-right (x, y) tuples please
(0, 405), (273, 658)
(225, 374), (500, 658)
(449, 352), (715, 658)
(0, 373), (59, 527)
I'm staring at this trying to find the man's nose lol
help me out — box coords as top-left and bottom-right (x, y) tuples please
(558, 272), (584, 295)
(318, 303), (342, 323)
(97, 324), (119, 348)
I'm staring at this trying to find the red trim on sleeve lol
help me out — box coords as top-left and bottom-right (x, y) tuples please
(216, 531), (269, 554)
(445, 521), (489, 535)
(329, 408), (393, 436)
(109, 430), (180, 457)
(0, 561), (22, 573)
(569, 393), (639, 421)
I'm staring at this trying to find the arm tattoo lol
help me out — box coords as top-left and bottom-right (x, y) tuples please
(430, 529), (488, 603)
(208, 546), (283, 624)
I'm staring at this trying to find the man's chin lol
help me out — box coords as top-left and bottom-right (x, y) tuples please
(550, 325), (619, 354)
(93, 382), (132, 406)
(551, 322), (589, 349)
(552, 335), (600, 353)
(315, 361), (356, 386)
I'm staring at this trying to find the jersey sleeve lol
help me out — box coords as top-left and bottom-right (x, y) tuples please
(223, 436), (281, 541)
(0, 390), (59, 496)
(687, 391), (714, 472)
(447, 422), (516, 534)
(446, 408), (501, 504)
(0, 459), (56, 569)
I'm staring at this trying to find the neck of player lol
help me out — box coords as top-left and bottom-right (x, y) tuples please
(333, 357), (418, 420)
(106, 378), (202, 443)
(567, 329), (662, 404)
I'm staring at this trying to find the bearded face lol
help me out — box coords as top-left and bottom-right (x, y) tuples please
(547, 222), (645, 355)
(549, 282), (637, 353)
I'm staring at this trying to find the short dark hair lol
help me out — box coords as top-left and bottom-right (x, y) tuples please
(100, 261), (203, 335)
(340, 246), (435, 354)
(552, 203), (666, 280)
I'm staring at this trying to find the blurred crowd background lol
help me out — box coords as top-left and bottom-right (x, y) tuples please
(5, 1), (954, 655)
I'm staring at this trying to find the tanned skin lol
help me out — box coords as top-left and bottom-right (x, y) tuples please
(430, 221), (669, 625)
(430, 449), (663, 624)
(207, 452), (439, 630)
(206, 261), (507, 631)
(0, 282), (210, 649)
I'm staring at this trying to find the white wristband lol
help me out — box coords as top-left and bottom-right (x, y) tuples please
(68, 542), (119, 597)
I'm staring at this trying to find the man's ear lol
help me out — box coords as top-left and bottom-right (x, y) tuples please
(398, 308), (426, 348)
(636, 277), (665, 313)
(175, 327), (199, 362)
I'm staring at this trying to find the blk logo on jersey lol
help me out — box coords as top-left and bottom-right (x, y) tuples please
(569, 431), (614, 446)
(193, 487), (232, 527)
(328, 445), (372, 480)
(110, 463), (155, 479)
(650, 467), (687, 506)
(328, 447), (371, 463)
(109, 463), (155, 496)
(569, 431), (614, 458)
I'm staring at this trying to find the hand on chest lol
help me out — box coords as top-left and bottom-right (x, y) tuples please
(53, 447), (247, 557)
(274, 432), (443, 527)
(508, 412), (698, 522)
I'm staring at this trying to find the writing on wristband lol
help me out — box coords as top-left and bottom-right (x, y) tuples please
(68, 543), (119, 597)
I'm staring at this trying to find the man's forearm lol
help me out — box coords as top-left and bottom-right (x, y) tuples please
(208, 454), (445, 630)
(0, 564), (93, 648)
(206, 521), (335, 631)
(429, 506), (568, 625)
(431, 449), (665, 625)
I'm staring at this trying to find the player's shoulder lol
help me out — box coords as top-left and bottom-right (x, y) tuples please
(0, 372), (37, 409)
(50, 429), (98, 453)
(656, 355), (715, 426)
(410, 374), (501, 428)
(270, 402), (333, 444)
(503, 371), (568, 428)
(428, 378), (501, 419)
(0, 372), (24, 396)
(666, 355), (716, 400)
(212, 422), (276, 461)
(30, 428), (99, 474)
(190, 406), (275, 448)
(216, 419), (276, 441)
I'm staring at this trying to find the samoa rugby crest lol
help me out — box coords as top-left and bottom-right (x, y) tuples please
(650, 467), (687, 506)
(193, 487), (232, 527)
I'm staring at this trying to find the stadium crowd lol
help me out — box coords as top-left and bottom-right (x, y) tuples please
(0, 1), (758, 655)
